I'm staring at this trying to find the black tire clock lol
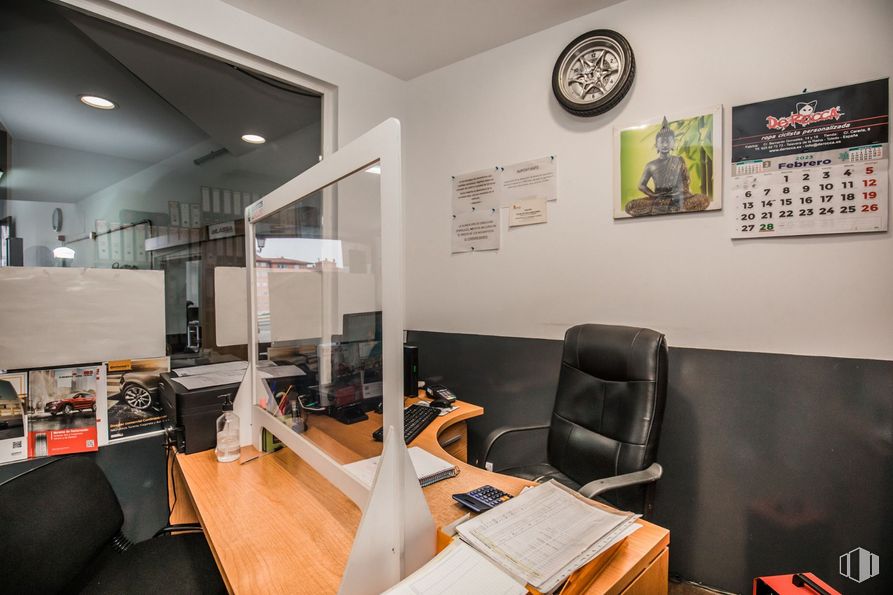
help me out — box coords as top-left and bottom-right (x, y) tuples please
(51, 207), (63, 232)
(552, 30), (635, 117)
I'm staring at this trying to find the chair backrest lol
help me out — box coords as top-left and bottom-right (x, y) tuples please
(547, 324), (668, 513)
(0, 456), (124, 593)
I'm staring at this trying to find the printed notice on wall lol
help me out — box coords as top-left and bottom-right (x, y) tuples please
(110, 222), (122, 261)
(501, 156), (557, 207)
(731, 78), (888, 238)
(452, 210), (500, 253)
(452, 168), (502, 213)
(508, 197), (547, 227)
(168, 201), (180, 227)
(95, 220), (110, 261)
(122, 226), (134, 262)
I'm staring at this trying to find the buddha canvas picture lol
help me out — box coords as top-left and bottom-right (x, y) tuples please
(615, 107), (722, 218)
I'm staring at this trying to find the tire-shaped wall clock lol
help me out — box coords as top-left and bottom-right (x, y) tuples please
(552, 30), (635, 117)
(51, 207), (63, 232)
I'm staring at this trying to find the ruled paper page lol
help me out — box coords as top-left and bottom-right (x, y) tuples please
(383, 541), (525, 595)
(456, 481), (636, 591)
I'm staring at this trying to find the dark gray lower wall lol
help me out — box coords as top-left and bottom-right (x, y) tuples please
(0, 435), (169, 542)
(408, 330), (893, 595)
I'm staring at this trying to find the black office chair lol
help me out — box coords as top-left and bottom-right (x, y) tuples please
(0, 455), (226, 594)
(481, 324), (668, 516)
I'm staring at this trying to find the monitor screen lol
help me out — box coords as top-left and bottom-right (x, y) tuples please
(342, 311), (382, 343)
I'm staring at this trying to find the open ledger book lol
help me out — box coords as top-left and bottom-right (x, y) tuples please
(385, 481), (640, 594)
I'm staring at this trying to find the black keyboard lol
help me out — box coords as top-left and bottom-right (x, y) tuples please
(372, 404), (439, 444)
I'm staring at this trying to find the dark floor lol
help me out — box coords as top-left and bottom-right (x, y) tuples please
(669, 580), (736, 595)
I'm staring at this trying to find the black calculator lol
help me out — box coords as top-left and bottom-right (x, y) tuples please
(451, 485), (513, 513)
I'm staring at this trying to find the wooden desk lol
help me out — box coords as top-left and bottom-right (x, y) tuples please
(173, 402), (669, 594)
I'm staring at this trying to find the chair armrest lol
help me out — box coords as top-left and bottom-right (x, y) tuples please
(479, 424), (550, 471)
(578, 463), (663, 500)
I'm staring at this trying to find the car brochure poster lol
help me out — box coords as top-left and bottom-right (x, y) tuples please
(0, 372), (28, 463)
(26, 365), (105, 457)
(106, 357), (170, 442)
(615, 106), (722, 218)
(731, 78), (888, 238)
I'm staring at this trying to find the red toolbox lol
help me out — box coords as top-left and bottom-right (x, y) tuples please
(754, 573), (840, 595)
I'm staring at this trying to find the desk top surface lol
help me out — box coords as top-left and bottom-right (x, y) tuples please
(176, 400), (669, 594)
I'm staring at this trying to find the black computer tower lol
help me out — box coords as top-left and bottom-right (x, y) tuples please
(403, 344), (419, 397)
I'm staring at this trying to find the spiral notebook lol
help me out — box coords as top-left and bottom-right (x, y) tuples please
(344, 446), (459, 488)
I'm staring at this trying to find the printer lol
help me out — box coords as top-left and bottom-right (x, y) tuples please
(160, 371), (241, 454)
(161, 361), (310, 454)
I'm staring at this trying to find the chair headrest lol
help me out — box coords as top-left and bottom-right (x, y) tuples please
(562, 324), (666, 382)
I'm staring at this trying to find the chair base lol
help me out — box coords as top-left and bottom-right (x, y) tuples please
(75, 533), (226, 594)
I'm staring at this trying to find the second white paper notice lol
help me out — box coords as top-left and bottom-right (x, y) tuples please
(501, 156), (557, 207)
(452, 210), (500, 253)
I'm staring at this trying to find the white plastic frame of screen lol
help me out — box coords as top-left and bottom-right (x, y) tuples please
(242, 119), (434, 594)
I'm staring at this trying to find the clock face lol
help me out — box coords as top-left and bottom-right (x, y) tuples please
(52, 208), (63, 232)
(552, 30), (635, 117)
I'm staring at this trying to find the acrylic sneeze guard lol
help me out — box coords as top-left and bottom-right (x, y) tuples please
(239, 119), (435, 594)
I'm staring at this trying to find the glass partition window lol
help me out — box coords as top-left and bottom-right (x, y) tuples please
(253, 165), (384, 464)
(0, 0), (322, 367)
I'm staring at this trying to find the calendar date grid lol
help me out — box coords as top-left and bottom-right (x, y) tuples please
(733, 162), (884, 235)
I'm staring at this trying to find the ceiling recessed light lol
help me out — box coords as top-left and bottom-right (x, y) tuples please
(53, 246), (76, 259)
(79, 95), (117, 110)
(241, 134), (266, 144)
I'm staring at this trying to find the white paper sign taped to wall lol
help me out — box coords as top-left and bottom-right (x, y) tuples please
(501, 156), (557, 207)
(451, 210), (500, 253)
(0, 268), (165, 370)
(508, 197), (547, 227)
(452, 168), (502, 214)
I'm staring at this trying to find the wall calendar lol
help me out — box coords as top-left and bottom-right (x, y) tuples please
(731, 79), (888, 239)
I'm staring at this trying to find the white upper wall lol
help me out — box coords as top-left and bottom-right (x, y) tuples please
(59, 0), (893, 360)
(404, 0), (893, 360)
(4, 200), (83, 267)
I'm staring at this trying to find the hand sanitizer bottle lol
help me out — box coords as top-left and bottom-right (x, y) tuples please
(215, 395), (240, 463)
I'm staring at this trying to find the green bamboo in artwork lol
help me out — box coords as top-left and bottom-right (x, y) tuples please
(618, 113), (715, 216)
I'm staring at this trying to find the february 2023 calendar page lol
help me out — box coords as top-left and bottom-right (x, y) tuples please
(731, 79), (888, 239)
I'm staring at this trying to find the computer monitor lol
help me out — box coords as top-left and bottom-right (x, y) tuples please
(341, 311), (382, 343)
(315, 342), (367, 424)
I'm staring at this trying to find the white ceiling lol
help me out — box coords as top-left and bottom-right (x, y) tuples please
(222, 0), (622, 80)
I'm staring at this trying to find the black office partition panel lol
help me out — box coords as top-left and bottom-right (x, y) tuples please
(407, 331), (563, 466)
(0, 435), (169, 542)
(407, 330), (893, 595)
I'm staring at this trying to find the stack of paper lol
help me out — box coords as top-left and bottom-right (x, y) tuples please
(169, 361), (304, 391)
(384, 541), (526, 595)
(386, 481), (639, 594)
(457, 481), (639, 592)
(344, 446), (459, 488)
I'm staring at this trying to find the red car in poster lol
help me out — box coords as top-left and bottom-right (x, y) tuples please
(44, 391), (96, 415)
